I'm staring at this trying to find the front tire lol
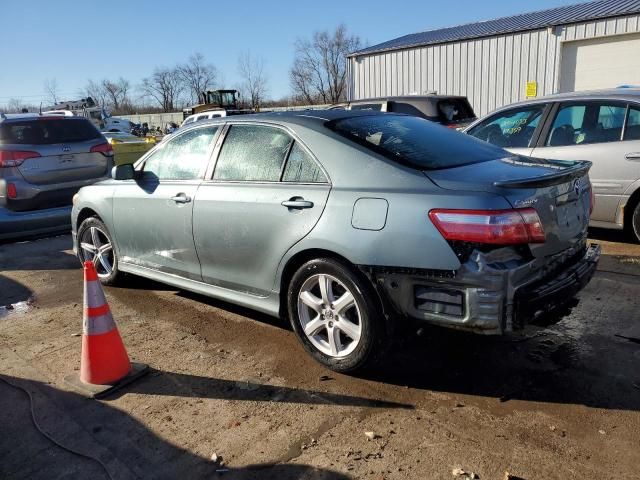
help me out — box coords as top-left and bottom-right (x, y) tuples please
(631, 201), (640, 243)
(77, 217), (121, 286)
(287, 258), (383, 373)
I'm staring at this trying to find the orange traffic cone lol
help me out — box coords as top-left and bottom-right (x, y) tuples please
(80, 261), (131, 384)
(65, 261), (148, 398)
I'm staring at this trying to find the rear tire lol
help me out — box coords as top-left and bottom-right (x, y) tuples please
(77, 217), (121, 286)
(287, 258), (383, 373)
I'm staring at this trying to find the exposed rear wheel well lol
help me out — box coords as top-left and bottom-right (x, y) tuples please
(278, 249), (380, 319)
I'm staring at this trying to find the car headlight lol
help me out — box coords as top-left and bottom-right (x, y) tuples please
(73, 193), (79, 206)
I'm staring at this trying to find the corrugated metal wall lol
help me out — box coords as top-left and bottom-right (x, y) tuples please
(348, 14), (640, 116)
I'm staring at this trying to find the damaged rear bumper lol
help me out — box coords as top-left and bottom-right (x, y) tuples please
(366, 241), (601, 334)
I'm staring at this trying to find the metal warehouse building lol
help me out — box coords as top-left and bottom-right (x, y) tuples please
(347, 0), (640, 116)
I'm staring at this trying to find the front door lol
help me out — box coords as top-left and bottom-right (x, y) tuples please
(193, 124), (331, 296)
(113, 125), (219, 280)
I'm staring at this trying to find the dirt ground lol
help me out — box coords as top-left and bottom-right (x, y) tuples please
(1, 230), (639, 480)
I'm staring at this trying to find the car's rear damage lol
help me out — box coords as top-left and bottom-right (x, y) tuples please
(359, 156), (600, 335)
(363, 237), (599, 334)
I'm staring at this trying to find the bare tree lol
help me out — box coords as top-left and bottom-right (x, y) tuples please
(238, 51), (268, 110)
(44, 78), (60, 105)
(290, 25), (361, 104)
(178, 53), (218, 105)
(101, 77), (130, 111)
(5, 98), (24, 113)
(141, 67), (184, 112)
(83, 79), (108, 107)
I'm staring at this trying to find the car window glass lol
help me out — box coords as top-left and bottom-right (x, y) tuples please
(625, 106), (640, 140)
(350, 103), (383, 111)
(143, 126), (217, 180)
(547, 103), (625, 147)
(0, 118), (101, 144)
(466, 105), (544, 148)
(214, 125), (293, 181)
(329, 114), (506, 170)
(282, 142), (327, 183)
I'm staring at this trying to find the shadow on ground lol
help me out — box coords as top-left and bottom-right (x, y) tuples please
(0, 375), (353, 480)
(115, 369), (412, 410)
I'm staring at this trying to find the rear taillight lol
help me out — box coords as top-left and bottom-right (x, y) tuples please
(429, 208), (546, 245)
(0, 150), (41, 167)
(6, 183), (17, 199)
(90, 142), (114, 156)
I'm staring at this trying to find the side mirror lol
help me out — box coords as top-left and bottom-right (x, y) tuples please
(112, 163), (135, 180)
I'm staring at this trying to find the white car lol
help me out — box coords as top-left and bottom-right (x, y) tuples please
(181, 109), (226, 128)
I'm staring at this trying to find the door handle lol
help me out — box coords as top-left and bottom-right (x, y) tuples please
(625, 152), (640, 160)
(171, 193), (192, 204)
(281, 197), (314, 209)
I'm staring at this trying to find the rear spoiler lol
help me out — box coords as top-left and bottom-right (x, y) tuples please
(493, 159), (592, 188)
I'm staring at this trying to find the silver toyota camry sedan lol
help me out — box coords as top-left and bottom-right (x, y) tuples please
(72, 110), (600, 372)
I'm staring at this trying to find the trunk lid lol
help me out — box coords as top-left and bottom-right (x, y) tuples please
(16, 141), (109, 185)
(425, 157), (592, 257)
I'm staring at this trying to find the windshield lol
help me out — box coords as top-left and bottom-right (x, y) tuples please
(219, 92), (235, 107)
(327, 114), (507, 170)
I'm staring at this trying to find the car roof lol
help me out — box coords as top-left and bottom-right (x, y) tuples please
(495, 87), (640, 111)
(0, 113), (91, 123)
(350, 94), (469, 103)
(178, 109), (399, 133)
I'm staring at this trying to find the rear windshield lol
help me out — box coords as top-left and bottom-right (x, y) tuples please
(0, 118), (101, 145)
(436, 99), (475, 124)
(327, 114), (506, 170)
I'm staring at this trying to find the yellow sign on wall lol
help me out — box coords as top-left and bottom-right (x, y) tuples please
(526, 81), (538, 98)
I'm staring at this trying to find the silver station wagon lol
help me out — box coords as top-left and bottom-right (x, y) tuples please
(465, 88), (640, 241)
(72, 111), (599, 372)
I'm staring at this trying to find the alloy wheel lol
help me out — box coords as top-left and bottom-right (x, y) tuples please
(297, 273), (362, 358)
(79, 226), (114, 277)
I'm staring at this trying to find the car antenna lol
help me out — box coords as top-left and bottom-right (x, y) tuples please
(39, 102), (42, 115)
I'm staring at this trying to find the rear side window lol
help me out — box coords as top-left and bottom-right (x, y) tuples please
(625, 106), (640, 140)
(0, 118), (101, 144)
(467, 105), (544, 148)
(282, 143), (327, 183)
(214, 125), (293, 181)
(328, 114), (506, 170)
(436, 99), (475, 124)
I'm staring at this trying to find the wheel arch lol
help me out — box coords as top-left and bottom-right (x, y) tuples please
(624, 185), (640, 237)
(278, 248), (385, 320)
(76, 207), (102, 229)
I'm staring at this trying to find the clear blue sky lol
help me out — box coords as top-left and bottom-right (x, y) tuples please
(0, 0), (582, 106)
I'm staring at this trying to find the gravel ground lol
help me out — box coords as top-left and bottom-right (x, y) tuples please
(1, 230), (639, 480)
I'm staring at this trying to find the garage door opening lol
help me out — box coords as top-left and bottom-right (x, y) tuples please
(560, 33), (640, 93)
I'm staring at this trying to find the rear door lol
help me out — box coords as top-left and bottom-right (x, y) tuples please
(465, 103), (549, 157)
(112, 125), (219, 280)
(193, 123), (330, 296)
(529, 100), (636, 224)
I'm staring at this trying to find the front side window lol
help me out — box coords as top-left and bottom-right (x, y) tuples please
(143, 126), (217, 180)
(547, 103), (625, 146)
(214, 125), (293, 181)
(282, 142), (327, 183)
(467, 105), (544, 148)
(625, 106), (640, 140)
(329, 114), (505, 170)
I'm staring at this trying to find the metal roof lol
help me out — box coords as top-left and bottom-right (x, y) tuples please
(350, 0), (640, 57)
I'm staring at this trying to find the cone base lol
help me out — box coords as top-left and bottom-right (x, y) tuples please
(65, 362), (149, 399)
